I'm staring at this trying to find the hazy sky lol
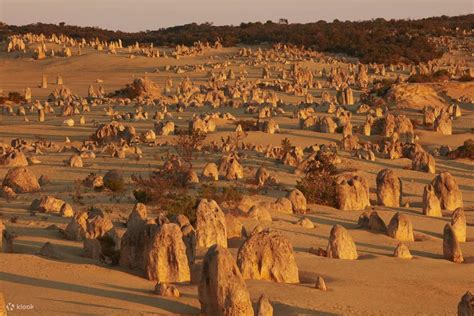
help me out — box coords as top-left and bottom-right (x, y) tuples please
(1, 0), (472, 32)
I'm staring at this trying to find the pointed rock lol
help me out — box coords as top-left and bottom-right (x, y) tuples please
(326, 225), (358, 260)
(198, 245), (254, 316)
(443, 223), (463, 263)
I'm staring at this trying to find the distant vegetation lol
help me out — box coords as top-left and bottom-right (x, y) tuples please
(1, 15), (473, 64)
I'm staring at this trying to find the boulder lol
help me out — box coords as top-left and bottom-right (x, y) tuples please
(1, 151), (28, 167)
(225, 214), (243, 238)
(393, 242), (412, 259)
(412, 151), (435, 173)
(326, 225), (358, 260)
(296, 217), (315, 229)
(103, 169), (124, 192)
(387, 213), (414, 242)
(226, 159), (244, 180)
(357, 210), (387, 233)
(2, 167), (40, 193)
(83, 213), (120, 263)
(195, 199), (227, 248)
(30, 195), (65, 214)
(431, 172), (463, 211)
(335, 173), (370, 211)
(65, 211), (88, 241)
(144, 223), (190, 282)
(198, 245), (254, 316)
(451, 208), (466, 243)
(286, 189), (307, 213)
(272, 197), (294, 214)
(443, 223), (463, 263)
(155, 282), (180, 297)
(376, 169), (402, 207)
(434, 110), (452, 135)
(257, 294), (273, 316)
(60, 203), (74, 217)
(237, 229), (299, 283)
(248, 203), (272, 222)
(67, 155), (83, 168)
(422, 185), (442, 217)
(315, 276), (327, 291)
(119, 203), (148, 269)
(457, 291), (473, 316)
(202, 163), (219, 181)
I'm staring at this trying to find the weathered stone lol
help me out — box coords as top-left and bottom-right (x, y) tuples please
(144, 223), (190, 282)
(225, 213), (243, 238)
(155, 282), (180, 297)
(422, 185), (442, 217)
(412, 151), (435, 173)
(376, 169), (402, 207)
(336, 174), (370, 211)
(326, 225), (358, 260)
(315, 276), (327, 291)
(443, 223), (463, 263)
(119, 203), (148, 269)
(451, 208), (466, 243)
(65, 211), (88, 241)
(431, 172), (463, 211)
(387, 213), (414, 242)
(237, 229), (299, 283)
(248, 203), (272, 222)
(30, 195), (65, 214)
(393, 242), (412, 259)
(257, 294), (273, 316)
(286, 189), (307, 213)
(198, 245), (254, 316)
(2, 167), (40, 193)
(357, 210), (387, 233)
(457, 291), (473, 316)
(202, 162), (219, 181)
(195, 199), (227, 248)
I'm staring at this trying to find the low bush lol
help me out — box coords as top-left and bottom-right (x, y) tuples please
(296, 153), (338, 206)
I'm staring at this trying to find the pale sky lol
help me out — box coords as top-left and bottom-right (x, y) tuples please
(0, 0), (472, 32)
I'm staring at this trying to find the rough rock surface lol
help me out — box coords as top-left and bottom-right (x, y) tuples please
(443, 223), (464, 263)
(257, 294), (273, 316)
(198, 245), (254, 316)
(451, 208), (466, 243)
(286, 189), (307, 213)
(119, 203), (148, 269)
(237, 229), (299, 283)
(326, 225), (358, 260)
(387, 213), (414, 242)
(431, 172), (463, 211)
(144, 223), (190, 282)
(195, 199), (227, 248)
(393, 243), (412, 259)
(422, 185), (442, 217)
(376, 169), (402, 207)
(2, 167), (40, 193)
(335, 173), (370, 211)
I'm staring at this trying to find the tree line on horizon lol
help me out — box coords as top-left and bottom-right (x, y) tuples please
(0, 14), (472, 64)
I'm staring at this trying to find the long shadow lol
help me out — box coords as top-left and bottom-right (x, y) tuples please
(0, 272), (200, 314)
(304, 213), (358, 229)
(271, 301), (339, 316)
(41, 297), (146, 313)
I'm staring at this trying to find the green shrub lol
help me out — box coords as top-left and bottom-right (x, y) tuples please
(296, 153), (338, 206)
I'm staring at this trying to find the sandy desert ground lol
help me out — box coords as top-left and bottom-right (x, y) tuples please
(0, 36), (473, 315)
